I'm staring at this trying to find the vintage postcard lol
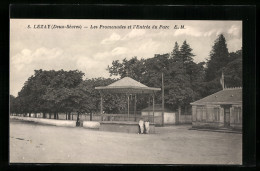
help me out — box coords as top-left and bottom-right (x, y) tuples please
(10, 19), (242, 164)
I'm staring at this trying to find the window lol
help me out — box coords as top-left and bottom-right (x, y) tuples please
(196, 106), (203, 121)
(234, 107), (242, 123)
(202, 107), (207, 121)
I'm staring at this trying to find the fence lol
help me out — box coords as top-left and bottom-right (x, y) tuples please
(10, 111), (191, 124)
(10, 113), (147, 122)
(101, 114), (156, 122)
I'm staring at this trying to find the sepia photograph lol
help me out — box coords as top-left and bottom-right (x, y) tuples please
(10, 19), (242, 164)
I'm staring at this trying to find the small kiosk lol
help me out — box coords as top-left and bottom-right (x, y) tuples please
(95, 77), (161, 133)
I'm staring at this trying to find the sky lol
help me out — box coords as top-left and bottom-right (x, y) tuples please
(10, 19), (242, 97)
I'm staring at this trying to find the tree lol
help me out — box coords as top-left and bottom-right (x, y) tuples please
(10, 95), (16, 115)
(17, 74), (42, 116)
(170, 42), (180, 60)
(106, 40), (203, 112)
(16, 69), (86, 119)
(180, 40), (195, 64)
(42, 70), (85, 119)
(223, 49), (242, 87)
(85, 77), (126, 114)
(206, 34), (229, 81)
(201, 46), (241, 96)
(107, 57), (146, 82)
(166, 41), (202, 110)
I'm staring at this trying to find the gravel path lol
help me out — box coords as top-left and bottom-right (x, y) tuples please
(10, 119), (242, 164)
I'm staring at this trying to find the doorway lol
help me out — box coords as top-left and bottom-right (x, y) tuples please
(223, 106), (231, 127)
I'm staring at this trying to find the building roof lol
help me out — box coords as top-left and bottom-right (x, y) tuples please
(190, 87), (242, 105)
(141, 104), (172, 112)
(108, 77), (147, 88)
(95, 77), (161, 94)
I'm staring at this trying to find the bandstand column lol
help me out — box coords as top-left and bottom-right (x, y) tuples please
(127, 94), (130, 121)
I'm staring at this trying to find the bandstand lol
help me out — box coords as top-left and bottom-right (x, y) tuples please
(95, 77), (161, 133)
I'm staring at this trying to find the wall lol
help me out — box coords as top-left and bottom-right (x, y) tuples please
(10, 116), (76, 127)
(83, 121), (100, 129)
(164, 112), (176, 124)
(99, 122), (155, 134)
(192, 105), (224, 129)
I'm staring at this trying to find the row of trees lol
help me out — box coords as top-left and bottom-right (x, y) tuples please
(9, 70), (125, 119)
(10, 34), (242, 117)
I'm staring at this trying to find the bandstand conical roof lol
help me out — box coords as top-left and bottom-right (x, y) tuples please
(95, 77), (161, 94)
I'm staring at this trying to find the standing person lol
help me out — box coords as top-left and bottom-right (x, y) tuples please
(139, 118), (144, 134)
(144, 121), (150, 134)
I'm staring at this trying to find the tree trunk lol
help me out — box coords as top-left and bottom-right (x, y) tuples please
(49, 113), (51, 119)
(57, 113), (59, 120)
(35, 113), (37, 118)
(72, 114), (73, 120)
(90, 113), (92, 121)
(43, 113), (46, 118)
(68, 112), (71, 120)
(29, 113), (31, 117)
(66, 112), (67, 120)
(76, 112), (80, 127)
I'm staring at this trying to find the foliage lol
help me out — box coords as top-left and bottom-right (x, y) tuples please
(11, 35), (242, 115)
(203, 34), (242, 96)
(223, 50), (242, 87)
(205, 34), (229, 81)
(107, 40), (204, 110)
(10, 95), (16, 114)
(84, 77), (126, 114)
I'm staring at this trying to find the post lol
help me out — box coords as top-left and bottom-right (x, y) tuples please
(148, 95), (151, 122)
(177, 106), (181, 124)
(162, 72), (165, 126)
(152, 93), (155, 123)
(127, 94), (130, 121)
(134, 94), (137, 121)
(100, 94), (103, 121)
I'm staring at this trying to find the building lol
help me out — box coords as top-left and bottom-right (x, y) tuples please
(190, 87), (242, 130)
(95, 76), (161, 133)
(141, 104), (176, 125)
